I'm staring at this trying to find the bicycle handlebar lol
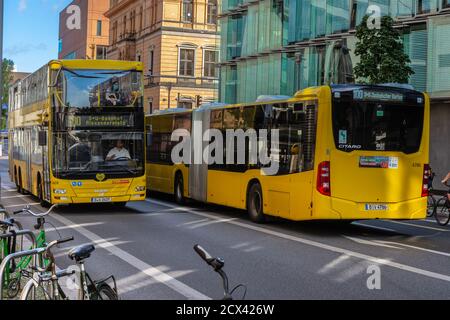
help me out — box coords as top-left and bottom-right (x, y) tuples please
(194, 245), (214, 264)
(14, 204), (62, 217)
(194, 244), (225, 272)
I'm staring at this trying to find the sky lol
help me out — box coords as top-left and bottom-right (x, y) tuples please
(3, 0), (73, 72)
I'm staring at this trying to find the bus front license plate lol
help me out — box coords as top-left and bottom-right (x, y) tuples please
(92, 197), (112, 203)
(365, 204), (388, 211)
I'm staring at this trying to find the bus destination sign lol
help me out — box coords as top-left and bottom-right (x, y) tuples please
(353, 90), (404, 102)
(67, 114), (135, 128)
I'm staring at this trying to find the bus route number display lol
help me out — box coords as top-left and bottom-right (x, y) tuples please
(68, 114), (134, 128)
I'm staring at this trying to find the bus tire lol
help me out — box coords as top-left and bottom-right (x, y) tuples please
(174, 173), (185, 205)
(14, 167), (20, 192)
(18, 170), (25, 195)
(115, 202), (128, 208)
(37, 177), (50, 208)
(247, 182), (266, 223)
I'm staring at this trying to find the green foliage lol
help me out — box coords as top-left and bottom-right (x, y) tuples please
(2, 59), (15, 129)
(354, 15), (414, 84)
(2, 59), (15, 105)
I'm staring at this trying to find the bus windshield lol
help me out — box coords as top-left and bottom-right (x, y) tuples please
(53, 131), (145, 178)
(332, 100), (424, 154)
(58, 69), (142, 109)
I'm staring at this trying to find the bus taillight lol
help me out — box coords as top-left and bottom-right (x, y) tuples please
(317, 162), (331, 197)
(422, 164), (430, 197)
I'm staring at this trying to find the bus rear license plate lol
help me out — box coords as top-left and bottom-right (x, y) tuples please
(92, 197), (112, 203)
(365, 204), (388, 211)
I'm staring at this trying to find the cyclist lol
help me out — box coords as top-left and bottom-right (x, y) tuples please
(442, 171), (450, 200)
(428, 166), (436, 191)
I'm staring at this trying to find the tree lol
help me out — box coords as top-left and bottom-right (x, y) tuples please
(2, 58), (15, 105)
(354, 15), (414, 84)
(1, 59), (15, 130)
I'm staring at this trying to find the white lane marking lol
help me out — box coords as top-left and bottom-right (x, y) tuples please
(45, 222), (105, 233)
(4, 202), (40, 209)
(1, 188), (17, 192)
(147, 199), (450, 283)
(343, 236), (403, 250)
(1, 195), (28, 199)
(386, 220), (449, 232)
(375, 241), (450, 257)
(50, 213), (210, 300)
(353, 222), (397, 233)
(318, 254), (351, 275)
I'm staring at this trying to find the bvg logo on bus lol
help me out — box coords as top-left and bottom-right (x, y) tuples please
(96, 173), (107, 182)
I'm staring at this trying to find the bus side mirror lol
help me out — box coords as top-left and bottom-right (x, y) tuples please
(38, 131), (47, 146)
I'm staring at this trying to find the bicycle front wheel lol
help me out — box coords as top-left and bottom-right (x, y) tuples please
(427, 196), (436, 217)
(20, 279), (52, 300)
(93, 284), (118, 300)
(435, 198), (450, 226)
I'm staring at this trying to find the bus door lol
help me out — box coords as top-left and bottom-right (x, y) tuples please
(25, 127), (33, 192)
(189, 108), (209, 202)
(40, 128), (51, 202)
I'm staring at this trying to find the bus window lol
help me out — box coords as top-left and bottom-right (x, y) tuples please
(332, 100), (424, 154)
(268, 103), (317, 176)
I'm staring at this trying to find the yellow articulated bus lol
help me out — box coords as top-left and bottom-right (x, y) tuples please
(8, 60), (146, 206)
(146, 84), (430, 222)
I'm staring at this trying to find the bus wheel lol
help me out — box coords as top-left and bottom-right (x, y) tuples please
(37, 179), (49, 208)
(18, 172), (25, 195)
(174, 174), (185, 205)
(247, 183), (266, 223)
(115, 202), (127, 208)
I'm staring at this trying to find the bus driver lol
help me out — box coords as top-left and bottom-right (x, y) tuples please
(106, 140), (131, 161)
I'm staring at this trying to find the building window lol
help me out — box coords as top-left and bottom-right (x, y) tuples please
(96, 20), (102, 36)
(178, 101), (193, 109)
(139, 6), (143, 31)
(179, 48), (195, 77)
(149, 50), (154, 75)
(207, 0), (218, 24)
(204, 50), (218, 78)
(96, 46), (107, 60)
(112, 21), (118, 43)
(182, 0), (193, 22)
(64, 52), (76, 60)
(123, 15), (127, 35)
(417, 0), (435, 13)
(130, 10), (136, 33)
(443, 0), (450, 9)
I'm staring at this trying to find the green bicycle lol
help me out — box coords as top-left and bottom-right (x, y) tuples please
(0, 204), (60, 298)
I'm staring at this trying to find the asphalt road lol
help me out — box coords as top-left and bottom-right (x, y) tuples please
(1, 158), (449, 300)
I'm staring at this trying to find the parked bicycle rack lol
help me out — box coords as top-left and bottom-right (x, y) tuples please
(0, 230), (39, 300)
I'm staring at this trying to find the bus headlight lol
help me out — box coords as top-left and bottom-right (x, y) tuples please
(54, 189), (67, 194)
(135, 186), (146, 192)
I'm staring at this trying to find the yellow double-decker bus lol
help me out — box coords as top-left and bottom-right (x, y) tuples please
(8, 60), (146, 206)
(146, 85), (430, 222)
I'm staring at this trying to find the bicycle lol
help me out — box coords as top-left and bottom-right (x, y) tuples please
(427, 192), (437, 217)
(435, 183), (450, 226)
(0, 215), (26, 298)
(427, 172), (437, 217)
(194, 245), (247, 300)
(20, 238), (118, 300)
(0, 204), (61, 298)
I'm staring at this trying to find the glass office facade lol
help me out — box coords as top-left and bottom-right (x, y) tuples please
(219, 0), (450, 104)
